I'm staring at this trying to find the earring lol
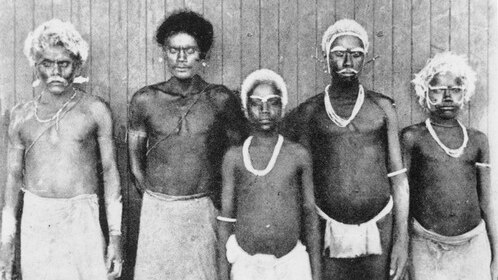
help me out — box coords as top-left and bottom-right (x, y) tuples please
(202, 61), (208, 68)
(32, 79), (40, 87)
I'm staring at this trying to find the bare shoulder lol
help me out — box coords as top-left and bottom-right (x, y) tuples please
(282, 138), (311, 164)
(223, 145), (243, 165)
(401, 122), (425, 144)
(467, 127), (489, 149)
(366, 90), (396, 115)
(81, 93), (112, 119)
(288, 93), (323, 119)
(206, 84), (238, 109)
(9, 101), (35, 130)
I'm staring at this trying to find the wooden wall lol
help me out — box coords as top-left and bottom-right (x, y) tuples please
(0, 0), (496, 279)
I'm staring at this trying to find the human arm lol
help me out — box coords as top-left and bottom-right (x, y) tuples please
(215, 87), (249, 146)
(280, 100), (315, 150)
(475, 133), (498, 279)
(0, 107), (25, 280)
(217, 149), (237, 280)
(299, 148), (322, 280)
(93, 101), (123, 278)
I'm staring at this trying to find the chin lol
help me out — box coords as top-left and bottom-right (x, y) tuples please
(172, 71), (195, 80)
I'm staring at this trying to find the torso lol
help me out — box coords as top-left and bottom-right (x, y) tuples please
(404, 122), (482, 236)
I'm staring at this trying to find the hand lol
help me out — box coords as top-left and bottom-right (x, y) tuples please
(389, 238), (408, 280)
(0, 241), (14, 280)
(106, 235), (123, 279)
(491, 258), (498, 280)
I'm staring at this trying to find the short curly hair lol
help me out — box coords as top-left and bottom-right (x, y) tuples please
(155, 10), (213, 59)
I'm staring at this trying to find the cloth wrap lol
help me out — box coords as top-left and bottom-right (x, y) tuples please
(226, 235), (312, 280)
(316, 196), (393, 258)
(409, 218), (492, 280)
(20, 190), (107, 280)
(134, 190), (217, 280)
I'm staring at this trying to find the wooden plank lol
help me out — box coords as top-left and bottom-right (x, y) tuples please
(164, 0), (185, 80)
(185, 0), (203, 13)
(90, 0), (110, 100)
(53, 0), (72, 21)
(296, 0), (317, 103)
(430, 0), (450, 55)
(450, 0), (470, 125)
(203, 0), (223, 84)
(222, 0), (242, 89)
(469, 0), (488, 132)
(487, 0), (498, 196)
(71, 0), (91, 93)
(373, 0), (393, 97)
(411, 0), (431, 123)
(260, 0), (279, 72)
(145, 0), (166, 85)
(279, 0), (298, 109)
(14, 0), (34, 104)
(240, 0), (259, 80)
(354, 0), (374, 90)
(335, 0), (354, 20)
(316, 0), (335, 93)
(34, 0), (53, 26)
(393, 0), (412, 129)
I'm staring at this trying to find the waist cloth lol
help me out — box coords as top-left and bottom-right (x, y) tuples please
(20, 189), (107, 280)
(226, 235), (312, 280)
(409, 218), (491, 280)
(134, 189), (217, 280)
(316, 196), (393, 258)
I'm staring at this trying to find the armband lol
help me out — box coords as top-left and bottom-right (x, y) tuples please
(106, 196), (122, 236)
(1, 207), (17, 244)
(387, 168), (407, 178)
(216, 216), (237, 223)
(128, 130), (147, 138)
(476, 162), (491, 168)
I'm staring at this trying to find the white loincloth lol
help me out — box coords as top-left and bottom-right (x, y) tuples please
(20, 190), (107, 280)
(226, 235), (313, 280)
(316, 196), (393, 258)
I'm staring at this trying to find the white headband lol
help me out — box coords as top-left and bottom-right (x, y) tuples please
(241, 69), (288, 114)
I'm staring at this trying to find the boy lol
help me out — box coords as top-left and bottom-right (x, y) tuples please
(217, 69), (321, 280)
(402, 52), (498, 280)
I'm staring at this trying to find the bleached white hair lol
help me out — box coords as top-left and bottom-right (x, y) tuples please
(321, 18), (369, 54)
(24, 18), (88, 67)
(412, 52), (477, 109)
(241, 69), (288, 116)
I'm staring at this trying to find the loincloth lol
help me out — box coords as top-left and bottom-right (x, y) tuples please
(409, 218), (491, 280)
(316, 196), (393, 258)
(226, 235), (312, 280)
(134, 190), (217, 280)
(20, 189), (107, 280)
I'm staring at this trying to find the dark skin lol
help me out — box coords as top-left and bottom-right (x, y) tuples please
(282, 35), (409, 280)
(128, 33), (246, 197)
(218, 83), (321, 280)
(401, 72), (498, 278)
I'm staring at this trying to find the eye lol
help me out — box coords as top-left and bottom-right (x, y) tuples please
(185, 47), (198, 55)
(332, 51), (345, 57)
(58, 61), (71, 68)
(351, 52), (363, 58)
(41, 61), (54, 67)
(167, 47), (179, 54)
(451, 87), (463, 94)
(267, 98), (282, 106)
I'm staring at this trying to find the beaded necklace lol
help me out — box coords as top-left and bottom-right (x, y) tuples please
(324, 84), (365, 127)
(425, 118), (468, 158)
(242, 135), (284, 176)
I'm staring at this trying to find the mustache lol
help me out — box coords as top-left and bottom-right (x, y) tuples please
(336, 68), (359, 74)
(47, 77), (68, 84)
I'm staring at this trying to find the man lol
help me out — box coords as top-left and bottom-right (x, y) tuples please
(403, 52), (498, 280)
(282, 19), (408, 280)
(128, 10), (247, 280)
(218, 69), (321, 280)
(0, 19), (123, 280)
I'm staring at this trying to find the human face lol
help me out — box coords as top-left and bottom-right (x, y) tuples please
(164, 32), (201, 80)
(247, 83), (283, 132)
(427, 72), (465, 119)
(35, 45), (79, 95)
(328, 35), (365, 83)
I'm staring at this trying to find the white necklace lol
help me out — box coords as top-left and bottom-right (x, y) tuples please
(242, 135), (284, 176)
(324, 84), (365, 127)
(425, 118), (468, 158)
(34, 90), (78, 123)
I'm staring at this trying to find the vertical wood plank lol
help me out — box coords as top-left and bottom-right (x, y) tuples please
(222, 0), (242, 90)
(185, 0), (203, 13)
(355, 0), (374, 90)
(393, 0), (412, 129)
(71, 0), (91, 93)
(411, 0), (431, 123)
(487, 0), (497, 196)
(203, 0), (223, 84)
(316, 0), (335, 93)
(34, 0), (53, 26)
(279, 0), (298, 109)
(260, 0), (279, 72)
(450, 0), (470, 125)
(430, 0), (450, 55)
(14, 0), (34, 104)
(90, 0), (110, 100)
(469, 0), (488, 132)
(297, 0), (317, 103)
(335, 0), (354, 20)
(373, 0), (393, 97)
(240, 0), (260, 80)
(145, 0), (166, 85)
(52, 0), (72, 21)
(164, 0), (185, 80)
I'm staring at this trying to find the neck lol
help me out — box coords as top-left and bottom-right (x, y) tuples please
(429, 115), (460, 127)
(40, 87), (75, 105)
(250, 130), (280, 145)
(170, 75), (199, 97)
(328, 78), (360, 98)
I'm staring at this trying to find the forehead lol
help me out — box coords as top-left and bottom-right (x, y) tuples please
(166, 32), (198, 47)
(36, 45), (75, 61)
(330, 35), (364, 50)
(429, 72), (463, 86)
(250, 82), (280, 97)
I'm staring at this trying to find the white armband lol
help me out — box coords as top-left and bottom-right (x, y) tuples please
(1, 207), (17, 244)
(128, 130), (147, 138)
(387, 168), (407, 178)
(106, 196), (122, 236)
(217, 216), (237, 223)
(476, 162), (491, 168)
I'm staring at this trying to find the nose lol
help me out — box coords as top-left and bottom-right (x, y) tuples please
(443, 89), (453, 100)
(177, 50), (188, 62)
(343, 53), (353, 67)
(48, 64), (62, 76)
